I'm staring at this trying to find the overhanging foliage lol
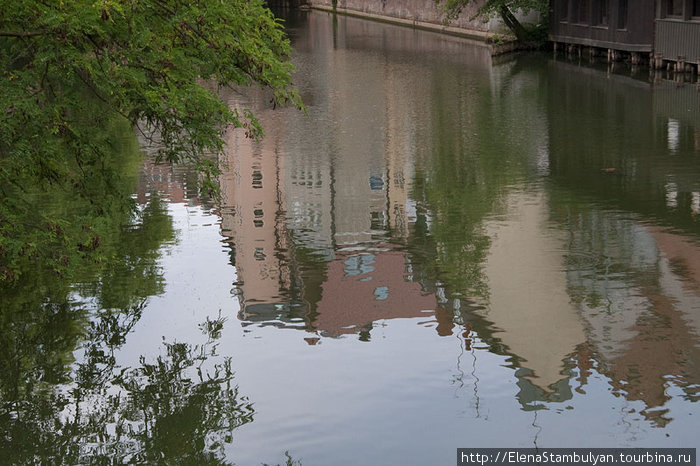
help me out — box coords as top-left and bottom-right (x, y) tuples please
(0, 0), (301, 281)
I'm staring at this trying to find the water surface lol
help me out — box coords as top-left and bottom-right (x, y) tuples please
(3, 9), (700, 465)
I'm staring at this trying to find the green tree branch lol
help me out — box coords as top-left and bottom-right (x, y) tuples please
(1, 0), (302, 282)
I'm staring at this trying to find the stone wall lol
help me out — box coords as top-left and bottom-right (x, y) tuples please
(308, 0), (509, 38)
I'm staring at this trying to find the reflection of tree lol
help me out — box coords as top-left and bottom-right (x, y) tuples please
(406, 59), (589, 412)
(1, 311), (256, 464)
(408, 58), (545, 300)
(0, 183), (298, 462)
(75, 196), (176, 311)
(0, 127), (272, 461)
(96, 326), (254, 464)
(0, 194), (152, 458)
(408, 83), (497, 299)
(0, 194), (174, 401)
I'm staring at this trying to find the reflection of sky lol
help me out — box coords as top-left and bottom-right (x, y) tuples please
(106, 203), (239, 369)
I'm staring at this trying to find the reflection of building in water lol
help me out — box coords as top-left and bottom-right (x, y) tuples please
(221, 12), (453, 338)
(383, 61), (418, 240)
(557, 208), (700, 426)
(312, 245), (438, 337)
(135, 128), (217, 206)
(399, 51), (575, 401)
(220, 123), (293, 314)
(217, 13), (443, 338)
(218, 12), (700, 427)
(545, 57), (700, 424)
(482, 190), (587, 391)
(136, 157), (203, 206)
(322, 55), (388, 247)
(547, 60), (700, 231)
(653, 81), (700, 216)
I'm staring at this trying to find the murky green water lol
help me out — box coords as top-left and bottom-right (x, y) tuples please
(3, 9), (700, 465)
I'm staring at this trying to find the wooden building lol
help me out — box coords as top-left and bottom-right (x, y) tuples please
(654, 0), (700, 67)
(549, 0), (655, 63)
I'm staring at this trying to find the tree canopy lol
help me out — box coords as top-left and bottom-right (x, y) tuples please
(437, 0), (548, 42)
(0, 0), (301, 281)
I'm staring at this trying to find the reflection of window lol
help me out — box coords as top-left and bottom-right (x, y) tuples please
(617, 0), (627, 28)
(374, 286), (389, 301)
(344, 254), (376, 276)
(254, 247), (266, 261)
(253, 208), (263, 227)
(592, 0), (608, 25)
(666, 182), (678, 208)
(370, 211), (386, 230)
(252, 170), (262, 189)
(369, 175), (384, 190)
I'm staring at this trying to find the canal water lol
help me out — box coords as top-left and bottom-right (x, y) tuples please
(3, 9), (700, 465)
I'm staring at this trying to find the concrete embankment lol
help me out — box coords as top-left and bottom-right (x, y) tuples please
(306, 1), (521, 55)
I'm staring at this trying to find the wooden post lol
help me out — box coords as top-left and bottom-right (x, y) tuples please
(677, 57), (686, 73)
(654, 53), (664, 70)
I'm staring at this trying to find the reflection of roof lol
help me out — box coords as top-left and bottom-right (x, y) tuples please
(312, 246), (437, 337)
(515, 367), (574, 410)
(596, 227), (700, 425)
(562, 223), (700, 425)
(483, 191), (586, 390)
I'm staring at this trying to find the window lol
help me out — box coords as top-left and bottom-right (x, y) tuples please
(693, 0), (700, 17)
(578, 0), (590, 23)
(667, 0), (684, 17)
(592, 0), (609, 25)
(617, 0), (628, 28)
(571, 0), (590, 23)
(559, 0), (569, 21)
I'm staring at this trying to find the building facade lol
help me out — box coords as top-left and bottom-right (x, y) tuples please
(550, 0), (700, 68)
(550, 0), (655, 60)
(655, 0), (700, 66)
